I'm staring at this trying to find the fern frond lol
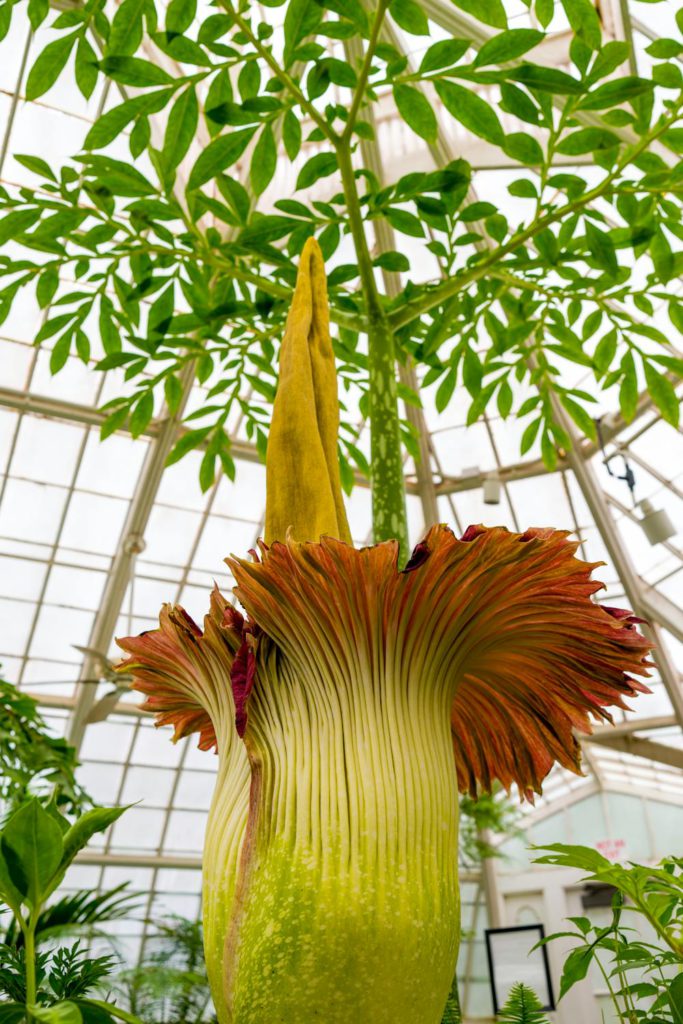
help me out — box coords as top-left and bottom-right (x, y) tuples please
(498, 982), (550, 1024)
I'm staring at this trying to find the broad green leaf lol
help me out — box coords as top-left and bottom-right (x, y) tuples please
(643, 361), (679, 426)
(37, 267), (59, 308)
(0, 846), (24, 914)
(251, 123), (277, 197)
(296, 151), (338, 189)
(561, 0), (601, 49)
(108, 0), (147, 55)
(0, 1004), (26, 1023)
(59, 806), (128, 881)
(98, 56), (173, 87)
(588, 40), (630, 81)
(187, 128), (256, 189)
(393, 84), (437, 141)
(166, 0), (196, 33)
(50, 332), (72, 374)
(435, 80), (504, 145)
(238, 60), (260, 101)
(389, 0), (429, 35)
(79, 1002), (145, 1024)
(559, 945), (595, 998)
(26, 32), (78, 99)
(451, 0), (507, 29)
(167, 427), (212, 466)
(163, 86), (198, 169)
(419, 38), (470, 72)
(1, 798), (64, 908)
(474, 28), (544, 67)
(283, 0), (323, 66)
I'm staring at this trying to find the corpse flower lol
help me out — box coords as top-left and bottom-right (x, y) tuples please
(118, 239), (651, 1024)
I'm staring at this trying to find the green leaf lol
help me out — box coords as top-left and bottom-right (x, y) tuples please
(15, 153), (57, 181)
(579, 75), (653, 110)
(283, 0), (323, 66)
(585, 220), (618, 274)
(59, 806), (128, 880)
(129, 391), (154, 437)
(435, 80), (503, 145)
(167, 427), (212, 466)
(28, 0), (48, 28)
(474, 28), (543, 67)
(593, 329), (617, 374)
(296, 151), (338, 190)
(1, 798), (64, 908)
(419, 38), (470, 72)
(98, 56), (173, 87)
(643, 361), (679, 426)
(435, 368), (457, 412)
(199, 449), (217, 492)
(559, 945), (595, 999)
(393, 84), (437, 141)
(75, 35), (98, 99)
(107, 0), (146, 54)
(560, 395), (596, 439)
(163, 86), (198, 169)
(26, 32), (78, 99)
(187, 128), (256, 189)
(508, 63), (583, 94)
(556, 127), (621, 155)
(503, 132), (543, 164)
(32, 1003), (82, 1024)
(166, 0), (196, 33)
(385, 207), (425, 237)
(451, 0), (507, 29)
(0, 1005), (27, 1024)
(251, 123), (277, 197)
(78, 1002), (144, 1024)
(650, 228), (674, 282)
(389, 0), (429, 35)
(49, 332), (72, 374)
(619, 352), (638, 421)
(520, 417), (541, 454)
(561, 0), (601, 49)
(282, 108), (302, 159)
(373, 251), (410, 272)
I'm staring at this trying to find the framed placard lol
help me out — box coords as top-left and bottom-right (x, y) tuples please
(484, 923), (555, 1014)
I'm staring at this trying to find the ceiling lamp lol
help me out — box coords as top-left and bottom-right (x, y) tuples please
(638, 498), (677, 546)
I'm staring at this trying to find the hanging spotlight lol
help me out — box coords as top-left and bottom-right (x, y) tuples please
(638, 498), (677, 546)
(595, 418), (678, 546)
(483, 474), (502, 505)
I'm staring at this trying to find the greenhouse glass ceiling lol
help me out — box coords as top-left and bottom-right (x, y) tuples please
(0, 0), (682, 968)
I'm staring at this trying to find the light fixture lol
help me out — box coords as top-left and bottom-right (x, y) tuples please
(638, 498), (677, 546)
(483, 474), (502, 505)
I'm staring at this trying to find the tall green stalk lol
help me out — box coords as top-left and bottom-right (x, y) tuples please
(336, 141), (409, 558)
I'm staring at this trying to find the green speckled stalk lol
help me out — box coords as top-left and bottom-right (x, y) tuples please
(217, 641), (461, 1023)
(336, 143), (409, 558)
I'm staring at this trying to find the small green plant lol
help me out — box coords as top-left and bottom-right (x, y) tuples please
(0, 679), (89, 820)
(0, 797), (143, 1024)
(498, 983), (550, 1024)
(534, 844), (683, 1024)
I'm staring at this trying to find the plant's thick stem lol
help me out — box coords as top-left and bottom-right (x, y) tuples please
(336, 142), (409, 556)
(24, 924), (36, 1020)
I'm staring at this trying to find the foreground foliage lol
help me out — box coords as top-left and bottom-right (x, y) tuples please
(535, 844), (683, 1023)
(0, 0), (681, 499)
